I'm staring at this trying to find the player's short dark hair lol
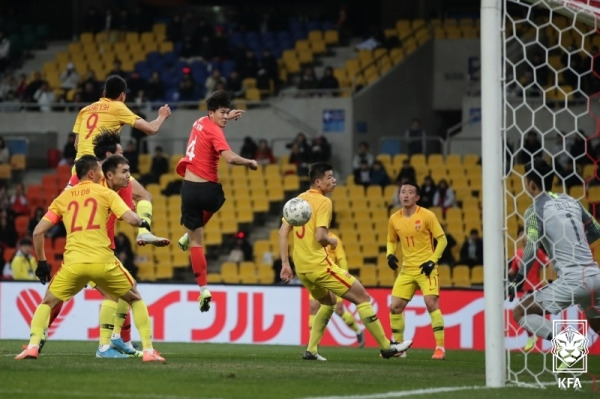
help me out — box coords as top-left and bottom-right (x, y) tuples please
(525, 158), (554, 191)
(92, 129), (120, 160)
(205, 89), (231, 111)
(75, 155), (100, 179)
(401, 180), (420, 195)
(104, 75), (127, 99)
(102, 154), (129, 176)
(308, 162), (332, 183)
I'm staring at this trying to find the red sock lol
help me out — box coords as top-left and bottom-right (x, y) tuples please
(48, 301), (64, 327)
(190, 246), (207, 286)
(121, 312), (131, 342)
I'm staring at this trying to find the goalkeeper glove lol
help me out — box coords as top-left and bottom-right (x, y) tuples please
(139, 219), (151, 232)
(420, 260), (435, 277)
(387, 254), (399, 271)
(506, 274), (523, 302)
(35, 260), (51, 285)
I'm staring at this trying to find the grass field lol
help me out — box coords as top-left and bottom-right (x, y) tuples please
(0, 340), (597, 399)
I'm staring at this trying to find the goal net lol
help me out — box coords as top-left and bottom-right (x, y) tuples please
(503, 0), (600, 388)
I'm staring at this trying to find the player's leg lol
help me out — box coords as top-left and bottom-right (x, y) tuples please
(335, 297), (364, 347)
(513, 294), (552, 340)
(111, 299), (136, 353)
(131, 179), (170, 247)
(420, 272), (445, 360)
(94, 260), (164, 362)
(389, 272), (415, 351)
(178, 210), (214, 251)
(308, 294), (319, 331)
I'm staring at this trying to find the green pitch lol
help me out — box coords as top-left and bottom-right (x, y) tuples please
(0, 340), (597, 398)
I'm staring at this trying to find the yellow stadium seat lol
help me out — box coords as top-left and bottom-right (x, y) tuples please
(360, 266), (378, 286)
(220, 262), (240, 284)
(257, 264), (275, 284)
(324, 30), (339, 45)
(452, 265), (471, 287)
(471, 265), (484, 285)
(438, 265), (452, 287)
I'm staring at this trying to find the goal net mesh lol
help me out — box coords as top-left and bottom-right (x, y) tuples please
(503, 0), (599, 388)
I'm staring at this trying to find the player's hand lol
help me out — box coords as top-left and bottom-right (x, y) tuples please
(420, 260), (435, 277)
(328, 237), (338, 250)
(139, 219), (152, 232)
(228, 109), (245, 120)
(35, 260), (51, 285)
(158, 104), (171, 119)
(247, 160), (258, 170)
(506, 282), (518, 302)
(387, 254), (399, 271)
(280, 264), (294, 283)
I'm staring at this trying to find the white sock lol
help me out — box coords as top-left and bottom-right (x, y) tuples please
(518, 314), (553, 340)
(99, 344), (110, 352)
(111, 333), (121, 340)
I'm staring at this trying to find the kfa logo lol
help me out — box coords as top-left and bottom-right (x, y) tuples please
(551, 320), (589, 390)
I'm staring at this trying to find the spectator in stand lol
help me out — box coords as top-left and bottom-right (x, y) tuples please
(0, 73), (17, 100)
(198, 35), (215, 61)
(395, 159), (417, 184)
(129, 106), (148, 155)
(318, 66), (340, 93)
(144, 71), (165, 102)
(59, 62), (80, 92)
(0, 90), (21, 112)
(9, 183), (28, 216)
(227, 70), (245, 99)
(0, 136), (9, 164)
(0, 209), (17, 247)
(24, 71), (45, 103)
(33, 82), (56, 112)
(352, 141), (374, 172)
(227, 231), (253, 262)
(261, 48), (279, 92)
(240, 136), (258, 159)
(108, 59), (129, 80)
(238, 49), (258, 79)
(459, 228), (484, 268)
(123, 140), (140, 173)
(298, 66), (318, 91)
(370, 160), (391, 188)
(0, 30), (10, 74)
(10, 237), (38, 281)
(79, 68), (100, 94)
(178, 71), (197, 105)
(59, 133), (77, 166)
(419, 176), (437, 208)
(27, 206), (44, 237)
(255, 139), (276, 166)
(139, 146), (169, 186)
(180, 35), (198, 60)
(405, 118), (426, 154)
(438, 222), (456, 268)
(80, 81), (99, 103)
(354, 159), (372, 187)
(212, 28), (230, 59)
(115, 232), (138, 279)
(432, 178), (456, 215)
(256, 63), (271, 94)
(205, 69), (226, 95)
(517, 130), (543, 164)
(127, 71), (146, 99)
(310, 135), (331, 163)
(14, 73), (28, 101)
(289, 142), (309, 177)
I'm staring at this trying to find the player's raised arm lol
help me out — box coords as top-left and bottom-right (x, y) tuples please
(132, 104), (171, 135)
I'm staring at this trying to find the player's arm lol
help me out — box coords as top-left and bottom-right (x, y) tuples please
(518, 208), (540, 280)
(431, 233), (447, 263)
(334, 239), (348, 269)
(227, 109), (245, 120)
(221, 149), (258, 170)
(278, 222), (294, 283)
(132, 104), (171, 135)
(74, 133), (79, 151)
(580, 203), (600, 245)
(316, 226), (336, 249)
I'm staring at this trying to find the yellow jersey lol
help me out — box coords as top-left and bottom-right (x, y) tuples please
(72, 98), (139, 159)
(328, 232), (348, 271)
(387, 206), (445, 274)
(287, 189), (334, 273)
(43, 180), (132, 264)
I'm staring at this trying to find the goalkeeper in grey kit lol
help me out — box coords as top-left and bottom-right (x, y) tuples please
(508, 158), (600, 339)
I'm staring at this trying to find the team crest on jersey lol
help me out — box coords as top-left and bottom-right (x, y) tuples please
(414, 220), (421, 232)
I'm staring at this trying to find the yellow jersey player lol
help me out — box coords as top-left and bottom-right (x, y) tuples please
(386, 180), (447, 360)
(15, 155), (164, 362)
(279, 162), (412, 360)
(308, 232), (365, 347)
(70, 75), (171, 248)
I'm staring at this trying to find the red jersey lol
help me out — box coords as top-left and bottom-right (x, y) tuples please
(176, 116), (231, 182)
(510, 247), (550, 291)
(67, 174), (135, 249)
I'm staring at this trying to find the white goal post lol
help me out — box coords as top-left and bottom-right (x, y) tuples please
(483, 0), (600, 388)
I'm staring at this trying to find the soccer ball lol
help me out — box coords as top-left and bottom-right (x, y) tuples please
(283, 198), (312, 227)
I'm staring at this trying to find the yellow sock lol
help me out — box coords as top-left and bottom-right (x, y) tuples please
(131, 300), (153, 351)
(308, 314), (315, 331)
(136, 199), (153, 235)
(341, 311), (359, 333)
(390, 313), (405, 343)
(112, 299), (129, 335)
(356, 302), (389, 350)
(29, 304), (51, 346)
(307, 305), (334, 354)
(430, 309), (445, 348)
(99, 300), (117, 346)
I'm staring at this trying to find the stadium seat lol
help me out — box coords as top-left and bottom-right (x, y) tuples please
(452, 265), (471, 287)
(360, 266), (378, 287)
(156, 264), (174, 280)
(220, 262), (240, 284)
(471, 265), (484, 285)
(438, 264), (452, 287)
(14, 215), (29, 239)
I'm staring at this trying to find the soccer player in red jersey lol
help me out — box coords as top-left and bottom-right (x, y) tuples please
(176, 90), (258, 312)
(508, 225), (551, 351)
